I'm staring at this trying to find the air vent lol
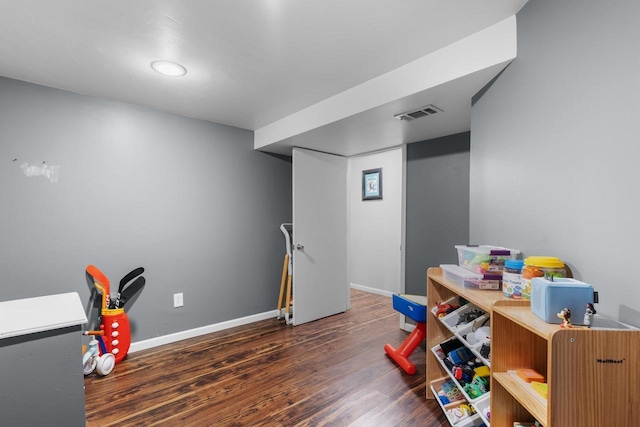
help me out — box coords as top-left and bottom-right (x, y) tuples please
(394, 104), (443, 121)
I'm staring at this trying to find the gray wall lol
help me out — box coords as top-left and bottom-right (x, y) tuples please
(470, 0), (640, 327)
(405, 132), (470, 296)
(0, 76), (292, 338)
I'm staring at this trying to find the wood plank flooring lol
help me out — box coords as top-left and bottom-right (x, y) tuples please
(84, 289), (448, 426)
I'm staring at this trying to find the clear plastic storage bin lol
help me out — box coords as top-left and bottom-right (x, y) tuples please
(441, 264), (502, 290)
(455, 245), (520, 274)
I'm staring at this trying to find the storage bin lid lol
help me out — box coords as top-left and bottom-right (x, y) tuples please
(441, 264), (482, 279)
(455, 245), (520, 256)
(505, 259), (524, 269)
(524, 256), (564, 268)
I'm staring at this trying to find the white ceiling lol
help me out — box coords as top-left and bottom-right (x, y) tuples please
(0, 0), (528, 156)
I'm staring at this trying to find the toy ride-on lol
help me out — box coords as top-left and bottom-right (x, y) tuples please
(384, 293), (428, 375)
(82, 331), (115, 376)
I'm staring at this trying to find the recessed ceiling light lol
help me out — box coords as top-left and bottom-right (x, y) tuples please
(151, 60), (187, 77)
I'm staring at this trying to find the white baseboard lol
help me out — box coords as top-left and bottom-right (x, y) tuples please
(129, 310), (279, 353)
(350, 283), (394, 298)
(130, 286), (405, 353)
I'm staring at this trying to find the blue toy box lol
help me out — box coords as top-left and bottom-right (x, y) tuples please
(392, 294), (427, 323)
(531, 277), (594, 325)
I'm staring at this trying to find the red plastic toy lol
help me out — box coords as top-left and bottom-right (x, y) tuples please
(101, 308), (131, 363)
(384, 294), (428, 375)
(86, 265), (143, 366)
(435, 301), (459, 317)
(384, 322), (426, 375)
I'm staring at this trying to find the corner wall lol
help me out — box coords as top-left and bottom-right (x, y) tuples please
(0, 76), (292, 339)
(470, 0), (640, 326)
(405, 132), (470, 296)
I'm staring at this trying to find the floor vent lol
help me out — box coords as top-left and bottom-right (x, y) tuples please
(394, 104), (442, 121)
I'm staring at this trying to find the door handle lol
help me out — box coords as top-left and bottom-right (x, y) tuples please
(296, 243), (304, 251)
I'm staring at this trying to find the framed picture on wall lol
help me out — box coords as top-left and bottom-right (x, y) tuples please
(362, 168), (383, 200)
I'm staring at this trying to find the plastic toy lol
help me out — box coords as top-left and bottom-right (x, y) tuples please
(437, 390), (450, 405)
(447, 403), (476, 423)
(448, 346), (474, 365)
(100, 307), (132, 363)
(384, 294), (426, 375)
(474, 365), (491, 378)
(479, 342), (491, 359)
(456, 309), (484, 326)
(440, 379), (465, 403)
(82, 332), (115, 376)
(531, 381), (548, 399)
(516, 368), (544, 383)
(463, 375), (489, 398)
(435, 301), (459, 317)
(466, 323), (490, 346)
(557, 307), (572, 328)
(452, 366), (464, 380)
(85, 265), (145, 367)
(583, 303), (596, 327)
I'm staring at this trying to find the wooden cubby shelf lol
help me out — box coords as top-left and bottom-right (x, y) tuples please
(426, 266), (640, 427)
(426, 267), (500, 426)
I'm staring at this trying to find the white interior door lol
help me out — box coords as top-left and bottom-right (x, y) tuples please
(292, 148), (348, 325)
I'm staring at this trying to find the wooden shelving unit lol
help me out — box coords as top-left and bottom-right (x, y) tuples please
(426, 267), (502, 392)
(426, 267), (503, 425)
(491, 300), (640, 427)
(426, 266), (640, 427)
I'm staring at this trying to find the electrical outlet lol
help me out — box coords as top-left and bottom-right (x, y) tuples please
(173, 293), (184, 308)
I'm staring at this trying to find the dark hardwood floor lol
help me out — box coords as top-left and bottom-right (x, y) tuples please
(84, 289), (448, 426)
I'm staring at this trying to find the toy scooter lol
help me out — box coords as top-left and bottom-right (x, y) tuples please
(82, 332), (115, 376)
